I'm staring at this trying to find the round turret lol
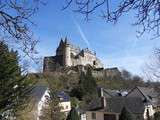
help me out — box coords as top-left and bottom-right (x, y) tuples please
(64, 38), (72, 66)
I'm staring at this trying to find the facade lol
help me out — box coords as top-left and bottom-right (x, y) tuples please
(43, 38), (103, 72)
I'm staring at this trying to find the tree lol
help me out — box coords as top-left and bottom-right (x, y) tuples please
(0, 41), (35, 119)
(119, 107), (133, 120)
(154, 111), (160, 120)
(38, 76), (65, 120)
(70, 70), (98, 100)
(121, 70), (132, 81)
(70, 97), (79, 108)
(70, 86), (84, 100)
(82, 68), (97, 95)
(0, 0), (44, 57)
(39, 90), (65, 120)
(63, 0), (160, 39)
(144, 48), (160, 82)
(66, 107), (80, 120)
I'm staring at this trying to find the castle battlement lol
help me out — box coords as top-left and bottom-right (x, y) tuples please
(43, 37), (103, 72)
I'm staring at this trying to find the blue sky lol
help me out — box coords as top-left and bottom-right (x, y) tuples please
(30, 1), (160, 77)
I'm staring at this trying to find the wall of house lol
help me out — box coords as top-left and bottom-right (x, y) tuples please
(81, 114), (87, 120)
(86, 111), (144, 120)
(86, 111), (119, 120)
(143, 105), (155, 120)
(59, 101), (71, 113)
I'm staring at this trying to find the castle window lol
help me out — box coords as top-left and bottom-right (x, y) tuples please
(93, 61), (96, 65)
(71, 53), (74, 58)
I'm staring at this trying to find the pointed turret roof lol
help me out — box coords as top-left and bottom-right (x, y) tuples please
(59, 38), (64, 46)
(64, 37), (70, 45)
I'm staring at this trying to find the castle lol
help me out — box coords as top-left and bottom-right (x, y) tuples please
(43, 38), (103, 72)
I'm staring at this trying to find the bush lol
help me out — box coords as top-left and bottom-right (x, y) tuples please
(154, 111), (160, 120)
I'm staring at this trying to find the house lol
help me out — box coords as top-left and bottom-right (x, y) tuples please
(85, 87), (160, 120)
(58, 91), (71, 114)
(36, 87), (71, 119)
(126, 86), (159, 107)
(86, 97), (145, 120)
(126, 86), (160, 119)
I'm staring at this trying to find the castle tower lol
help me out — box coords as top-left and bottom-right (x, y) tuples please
(64, 37), (72, 66)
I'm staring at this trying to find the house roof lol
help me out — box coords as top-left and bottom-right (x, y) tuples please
(136, 86), (158, 98)
(103, 89), (120, 97)
(99, 88), (128, 98)
(126, 86), (159, 105)
(99, 97), (145, 114)
(57, 91), (70, 102)
(32, 86), (47, 101)
(32, 86), (70, 102)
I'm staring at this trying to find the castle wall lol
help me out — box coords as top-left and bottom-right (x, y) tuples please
(70, 45), (80, 56)
(71, 52), (97, 67)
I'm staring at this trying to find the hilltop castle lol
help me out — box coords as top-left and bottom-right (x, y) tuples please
(43, 38), (103, 72)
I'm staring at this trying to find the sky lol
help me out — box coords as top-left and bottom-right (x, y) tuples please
(30, 0), (160, 78)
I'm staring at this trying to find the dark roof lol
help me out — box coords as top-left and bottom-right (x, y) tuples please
(98, 88), (127, 98)
(103, 89), (121, 97)
(105, 67), (119, 71)
(57, 91), (70, 102)
(137, 86), (158, 98)
(32, 86), (70, 102)
(32, 86), (47, 101)
(127, 86), (159, 105)
(102, 97), (145, 114)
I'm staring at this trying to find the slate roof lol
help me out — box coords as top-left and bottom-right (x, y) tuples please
(32, 86), (47, 101)
(103, 89), (121, 97)
(98, 87), (128, 98)
(136, 86), (158, 99)
(99, 97), (145, 114)
(127, 86), (159, 106)
(57, 91), (70, 102)
(81, 98), (102, 111)
(32, 86), (70, 102)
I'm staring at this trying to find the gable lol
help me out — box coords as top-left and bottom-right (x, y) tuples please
(126, 88), (145, 100)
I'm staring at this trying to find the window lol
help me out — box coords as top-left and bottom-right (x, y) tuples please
(93, 61), (96, 65)
(66, 105), (68, 109)
(104, 114), (116, 120)
(92, 112), (96, 119)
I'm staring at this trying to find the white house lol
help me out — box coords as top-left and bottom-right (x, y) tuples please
(37, 88), (71, 120)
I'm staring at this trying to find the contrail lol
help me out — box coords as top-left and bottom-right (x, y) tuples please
(72, 17), (91, 49)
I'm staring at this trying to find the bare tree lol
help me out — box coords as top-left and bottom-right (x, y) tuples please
(63, 0), (160, 38)
(144, 48), (160, 81)
(0, 0), (45, 58)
